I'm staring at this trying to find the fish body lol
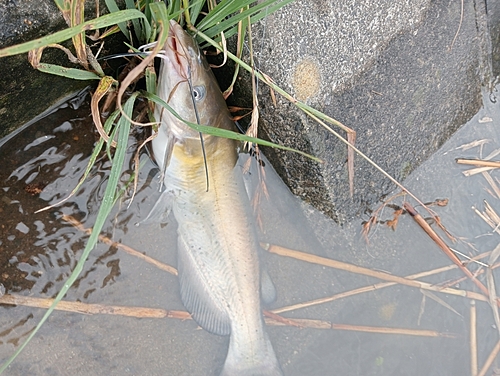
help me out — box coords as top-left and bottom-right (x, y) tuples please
(151, 20), (282, 376)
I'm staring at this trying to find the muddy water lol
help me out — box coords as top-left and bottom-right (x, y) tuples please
(1, 84), (500, 375)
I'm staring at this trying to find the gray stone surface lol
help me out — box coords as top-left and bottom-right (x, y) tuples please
(238, 0), (497, 223)
(491, 0), (500, 78)
(0, 0), (107, 138)
(0, 0), (62, 48)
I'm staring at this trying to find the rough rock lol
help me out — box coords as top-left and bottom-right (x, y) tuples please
(237, 0), (498, 223)
(0, 0), (106, 138)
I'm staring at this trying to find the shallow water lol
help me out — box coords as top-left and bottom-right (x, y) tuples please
(1, 84), (500, 375)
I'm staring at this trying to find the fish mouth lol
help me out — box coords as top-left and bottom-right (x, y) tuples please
(165, 20), (191, 81)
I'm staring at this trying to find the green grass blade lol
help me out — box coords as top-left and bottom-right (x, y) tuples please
(169, 0), (183, 19)
(104, 0), (130, 40)
(112, 157), (148, 207)
(150, 0), (190, 27)
(35, 63), (102, 80)
(221, 12), (247, 96)
(52, 0), (66, 12)
(104, 109), (122, 162)
(72, 109), (120, 194)
(106, 123), (120, 161)
(187, 0), (206, 26)
(145, 65), (157, 94)
(195, 0), (250, 30)
(139, 12), (152, 42)
(195, 0), (287, 31)
(148, 1), (173, 46)
(142, 0), (153, 21)
(143, 91), (321, 162)
(0, 9), (147, 58)
(199, 0), (295, 40)
(196, 28), (351, 132)
(149, 2), (169, 26)
(228, 0), (296, 38)
(0, 93), (137, 373)
(125, 0), (143, 42)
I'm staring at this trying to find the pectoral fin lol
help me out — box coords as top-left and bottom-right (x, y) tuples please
(177, 235), (231, 336)
(135, 190), (173, 226)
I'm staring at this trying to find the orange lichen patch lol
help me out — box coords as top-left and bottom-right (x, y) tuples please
(292, 58), (320, 101)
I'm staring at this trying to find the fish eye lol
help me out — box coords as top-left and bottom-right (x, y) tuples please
(193, 85), (206, 101)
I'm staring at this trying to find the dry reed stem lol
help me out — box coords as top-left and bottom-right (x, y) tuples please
(478, 339), (500, 376)
(420, 289), (462, 317)
(482, 171), (500, 199)
(456, 159), (500, 168)
(361, 191), (406, 242)
(0, 293), (190, 319)
(90, 77), (117, 147)
(458, 156), (500, 176)
(417, 294), (426, 326)
(55, 214), (493, 342)
(263, 243), (488, 303)
(463, 166), (496, 177)
(272, 263), (458, 314)
(62, 214), (178, 276)
(265, 317), (455, 337)
(347, 131), (356, 196)
(470, 300), (478, 376)
(473, 206), (497, 231)
(273, 251), (496, 315)
(63, 212), (493, 314)
(484, 201), (500, 232)
(487, 244), (500, 337)
(484, 148), (500, 160)
(0, 294), (451, 337)
(130, 133), (158, 205)
(263, 310), (303, 328)
(403, 203), (492, 299)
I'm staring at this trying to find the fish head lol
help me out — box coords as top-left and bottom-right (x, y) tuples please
(155, 20), (232, 141)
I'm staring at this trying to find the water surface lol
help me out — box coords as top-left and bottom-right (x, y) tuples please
(1, 85), (500, 375)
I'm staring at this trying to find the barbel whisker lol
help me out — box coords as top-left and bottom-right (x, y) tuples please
(186, 64), (210, 192)
(131, 40), (208, 191)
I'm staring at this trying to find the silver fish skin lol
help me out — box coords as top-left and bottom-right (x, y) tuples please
(152, 20), (283, 376)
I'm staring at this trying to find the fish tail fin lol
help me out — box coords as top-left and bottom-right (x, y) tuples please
(220, 334), (283, 376)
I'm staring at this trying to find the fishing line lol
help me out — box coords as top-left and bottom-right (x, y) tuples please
(97, 52), (147, 61)
(186, 64), (210, 192)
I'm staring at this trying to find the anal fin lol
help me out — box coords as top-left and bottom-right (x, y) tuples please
(177, 234), (231, 336)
